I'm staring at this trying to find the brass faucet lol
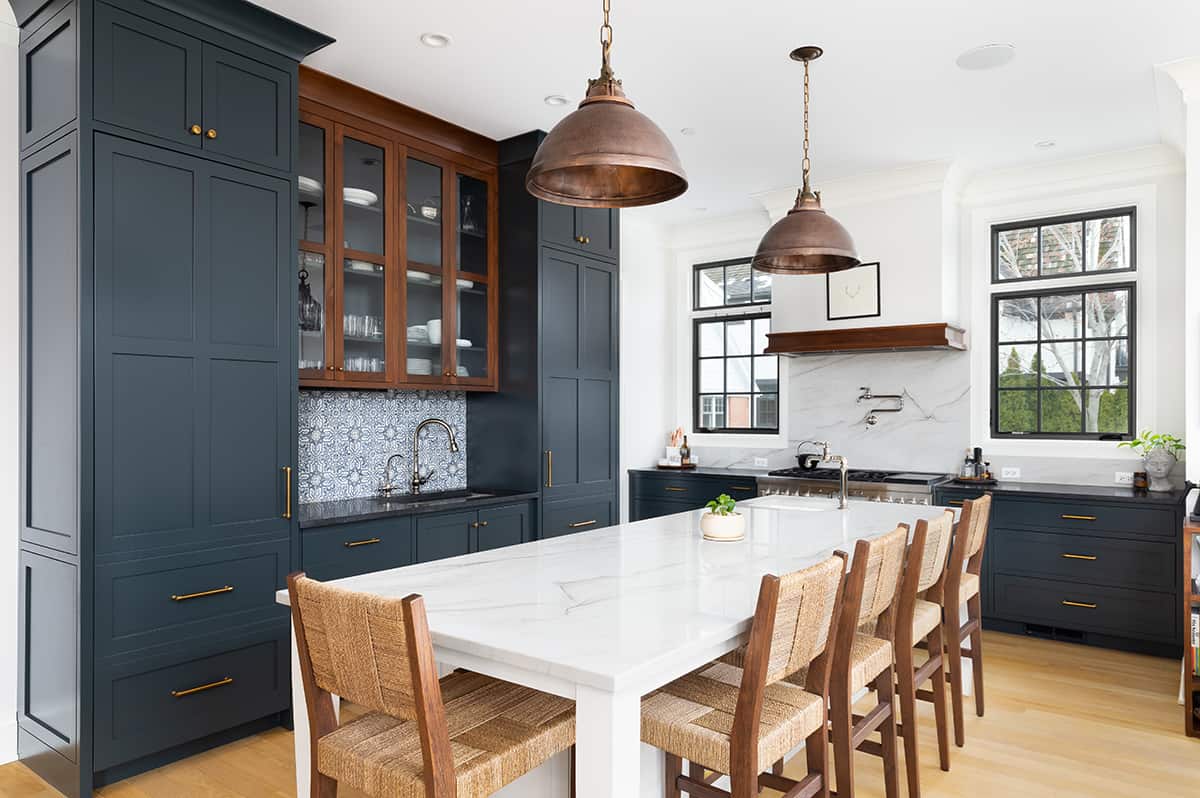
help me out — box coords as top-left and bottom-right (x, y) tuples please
(799, 439), (850, 510)
(411, 418), (460, 494)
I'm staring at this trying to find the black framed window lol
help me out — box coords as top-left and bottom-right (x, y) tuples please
(694, 313), (778, 433)
(992, 207), (1135, 283)
(694, 258), (772, 309)
(992, 283), (1134, 439)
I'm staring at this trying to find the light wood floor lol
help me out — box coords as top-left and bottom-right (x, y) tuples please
(1, 631), (1195, 798)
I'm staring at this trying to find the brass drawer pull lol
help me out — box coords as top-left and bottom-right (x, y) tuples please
(1061, 600), (1097, 609)
(568, 519), (597, 529)
(728, 485), (755, 492)
(1060, 514), (1096, 521)
(171, 585), (234, 602)
(282, 466), (293, 519)
(1061, 553), (1097, 561)
(665, 486), (688, 493)
(344, 537), (382, 548)
(946, 500), (964, 506)
(171, 676), (233, 698)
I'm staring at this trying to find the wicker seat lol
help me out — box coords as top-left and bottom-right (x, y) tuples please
(911, 598), (941, 641)
(288, 573), (575, 798)
(642, 555), (847, 798)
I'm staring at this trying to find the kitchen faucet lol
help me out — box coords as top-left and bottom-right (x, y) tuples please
(798, 439), (850, 510)
(378, 452), (406, 497)
(411, 418), (460, 494)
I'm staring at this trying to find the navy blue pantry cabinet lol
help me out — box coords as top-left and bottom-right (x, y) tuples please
(13, 1), (332, 795)
(467, 131), (620, 538)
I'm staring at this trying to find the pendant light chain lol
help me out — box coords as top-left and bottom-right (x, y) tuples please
(599, 0), (614, 77)
(801, 57), (812, 194)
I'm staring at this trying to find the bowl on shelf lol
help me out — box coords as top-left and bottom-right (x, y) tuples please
(456, 338), (472, 348)
(427, 319), (442, 344)
(456, 365), (470, 377)
(456, 279), (474, 289)
(343, 187), (379, 207)
(407, 357), (433, 375)
(345, 259), (380, 275)
(298, 175), (323, 196)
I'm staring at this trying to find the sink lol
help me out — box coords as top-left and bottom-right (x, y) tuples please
(748, 496), (834, 512)
(372, 489), (495, 507)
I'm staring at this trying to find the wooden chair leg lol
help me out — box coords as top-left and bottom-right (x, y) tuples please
(830, 685), (855, 798)
(772, 758), (784, 776)
(944, 620), (966, 748)
(314, 773), (337, 798)
(968, 594), (985, 718)
(876, 666), (900, 798)
(927, 625), (951, 772)
(805, 716), (831, 798)
(664, 753), (682, 798)
(569, 746), (577, 798)
(894, 645), (921, 798)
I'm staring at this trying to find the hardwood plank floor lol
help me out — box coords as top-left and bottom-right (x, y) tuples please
(0, 632), (1194, 798)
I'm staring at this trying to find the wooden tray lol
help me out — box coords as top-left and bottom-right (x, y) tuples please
(657, 463), (698, 470)
(949, 476), (998, 486)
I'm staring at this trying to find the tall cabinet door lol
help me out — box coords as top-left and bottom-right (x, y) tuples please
(93, 135), (293, 556)
(200, 44), (291, 172)
(540, 247), (618, 501)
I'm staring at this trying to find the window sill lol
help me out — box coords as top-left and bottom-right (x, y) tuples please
(983, 437), (1146, 460)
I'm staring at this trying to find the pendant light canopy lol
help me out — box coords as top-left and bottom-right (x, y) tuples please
(752, 47), (860, 275)
(526, 0), (688, 208)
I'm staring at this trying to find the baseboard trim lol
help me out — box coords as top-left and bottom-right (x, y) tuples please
(0, 718), (17, 765)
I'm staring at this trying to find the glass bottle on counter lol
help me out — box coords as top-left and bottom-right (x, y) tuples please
(680, 435), (691, 466)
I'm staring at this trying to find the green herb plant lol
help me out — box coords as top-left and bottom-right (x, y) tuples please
(1118, 429), (1186, 459)
(705, 493), (737, 517)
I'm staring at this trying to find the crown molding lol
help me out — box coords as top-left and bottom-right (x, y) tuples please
(752, 161), (955, 221)
(1161, 57), (1200, 105)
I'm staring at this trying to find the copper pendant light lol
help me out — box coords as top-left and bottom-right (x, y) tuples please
(752, 47), (860, 275)
(526, 0), (688, 208)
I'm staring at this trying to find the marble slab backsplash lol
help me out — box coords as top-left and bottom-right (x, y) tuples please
(298, 390), (467, 503)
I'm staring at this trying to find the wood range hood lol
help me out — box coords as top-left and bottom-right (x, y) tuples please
(765, 322), (967, 356)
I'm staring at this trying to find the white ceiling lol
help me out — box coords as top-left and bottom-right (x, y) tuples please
(256, 0), (1200, 224)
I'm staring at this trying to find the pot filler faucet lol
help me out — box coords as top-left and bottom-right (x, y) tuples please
(411, 418), (460, 494)
(798, 439), (850, 510)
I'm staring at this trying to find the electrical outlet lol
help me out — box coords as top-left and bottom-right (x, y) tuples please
(1114, 471), (1134, 485)
(753, 457), (768, 468)
(1001, 467), (1021, 479)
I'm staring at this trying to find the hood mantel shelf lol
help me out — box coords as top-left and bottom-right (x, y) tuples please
(765, 322), (967, 356)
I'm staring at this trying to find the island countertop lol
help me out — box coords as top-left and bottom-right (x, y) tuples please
(278, 493), (956, 692)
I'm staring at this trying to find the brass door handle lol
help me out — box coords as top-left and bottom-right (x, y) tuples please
(1061, 600), (1097, 609)
(282, 466), (292, 520)
(665, 486), (688, 492)
(171, 585), (234, 602)
(206, 128), (218, 139)
(1061, 553), (1097, 561)
(344, 537), (382, 548)
(568, 519), (597, 529)
(1060, 514), (1096, 521)
(545, 450), (553, 488)
(189, 124), (203, 136)
(172, 676), (233, 698)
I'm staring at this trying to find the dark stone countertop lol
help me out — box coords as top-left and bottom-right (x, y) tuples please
(937, 479), (1190, 506)
(298, 489), (540, 529)
(627, 466), (768, 479)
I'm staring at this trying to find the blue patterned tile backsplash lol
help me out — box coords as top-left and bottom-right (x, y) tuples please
(298, 390), (467, 502)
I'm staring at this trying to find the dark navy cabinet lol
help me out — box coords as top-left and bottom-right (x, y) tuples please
(932, 483), (1185, 657)
(14, 1), (331, 794)
(629, 469), (760, 521)
(467, 131), (620, 539)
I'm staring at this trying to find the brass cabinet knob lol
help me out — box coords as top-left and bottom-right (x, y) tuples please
(206, 128), (218, 139)
(479, 520), (488, 527)
(575, 234), (591, 244)
(326, 364), (335, 371)
(189, 124), (202, 136)
(337, 366), (345, 372)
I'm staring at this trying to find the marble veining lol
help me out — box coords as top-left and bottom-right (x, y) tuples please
(277, 495), (957, 692)
(298, 389), (467, 502)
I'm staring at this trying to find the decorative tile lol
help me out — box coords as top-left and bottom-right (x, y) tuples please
(298, 390), (467, 502)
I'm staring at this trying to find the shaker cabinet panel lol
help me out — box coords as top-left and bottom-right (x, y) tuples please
(578, 379), (613, 487)
(19, 550), (79, 763)
(542, 377), (579, 495)
(20, 2), (77, 151)
(539, 251), (579, 373)
(580, 262), (615, 373)
(200, 45), (291, 172)
(209, 359), (285, 530)
(93, 2), (203, 150)
(475, 504), (528, 552)
(573, 207), (617, 260)
(415, 511), (474, 563)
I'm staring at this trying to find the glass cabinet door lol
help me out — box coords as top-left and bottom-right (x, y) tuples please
(452, 169), (492, 383)
(298, 119), (331, 379)
(456, 173), (488, 275)
(455, 280), (489, 381)
(339, 131), (389, 380)
(405, 156), (447, 380)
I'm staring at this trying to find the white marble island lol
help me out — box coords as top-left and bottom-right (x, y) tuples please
(276, 494), (960, 798)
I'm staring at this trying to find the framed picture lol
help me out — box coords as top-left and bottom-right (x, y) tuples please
(826, 261), (881, 321)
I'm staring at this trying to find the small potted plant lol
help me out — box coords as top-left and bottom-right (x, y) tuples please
(1119, 429), (1185, 492)
(700, 493), (745, 541)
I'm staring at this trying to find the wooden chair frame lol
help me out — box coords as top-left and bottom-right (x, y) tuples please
(939, 496), (991, 747)
(665, 552), (848, 798)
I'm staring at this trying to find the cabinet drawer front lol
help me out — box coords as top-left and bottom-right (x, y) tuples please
(94, 629), (288, 770)
(991, 573), (1175, 643)
(991, 529), (1175, 592)
(542, 495), (614, 538)
(97, 539), (288, 656)
(992, 498), (1174, 538)
(302, 516), (413, 581)
(632, 473), (756, 501)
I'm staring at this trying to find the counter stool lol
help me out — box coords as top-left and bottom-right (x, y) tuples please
(815, 526), (908, 798)
(940, 494), (992, 747)
(287, 572), (576, 798)
(641, 554), (847, 798)
(892, 511), (956, 798)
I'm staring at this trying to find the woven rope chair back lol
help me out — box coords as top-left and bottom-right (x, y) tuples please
(761, 555), (846, 686)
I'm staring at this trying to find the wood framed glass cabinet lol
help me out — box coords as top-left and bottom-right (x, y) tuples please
(297, 95), (498, 391)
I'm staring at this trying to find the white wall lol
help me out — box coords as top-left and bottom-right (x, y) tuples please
(1, 8), (19, 765)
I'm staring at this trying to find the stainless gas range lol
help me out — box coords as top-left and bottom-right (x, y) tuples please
(757, 467), (947, 505)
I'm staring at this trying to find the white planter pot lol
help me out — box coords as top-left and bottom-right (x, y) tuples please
(701, 512), (745, 542)
(1143, 450), (1177, 492)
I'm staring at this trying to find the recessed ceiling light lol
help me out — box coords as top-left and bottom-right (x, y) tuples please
(955, 43), (1016, 71)
(680, 127), (697, 136)
(419, 32), (451, 48)
(544, 94), (570, 107)
(1035, 139), (1057, 149)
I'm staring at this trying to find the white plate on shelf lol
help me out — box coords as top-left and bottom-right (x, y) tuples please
(407, 358), (433, 375)
(456, 279), (474, 289)
(298, 175), (323, 195)
(456, 338), (472, 348)
(456, 366), (470, 377)
(346, 260), (380, 275)
(408, 271), (435, 284)
(343, 187), (379, 207)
